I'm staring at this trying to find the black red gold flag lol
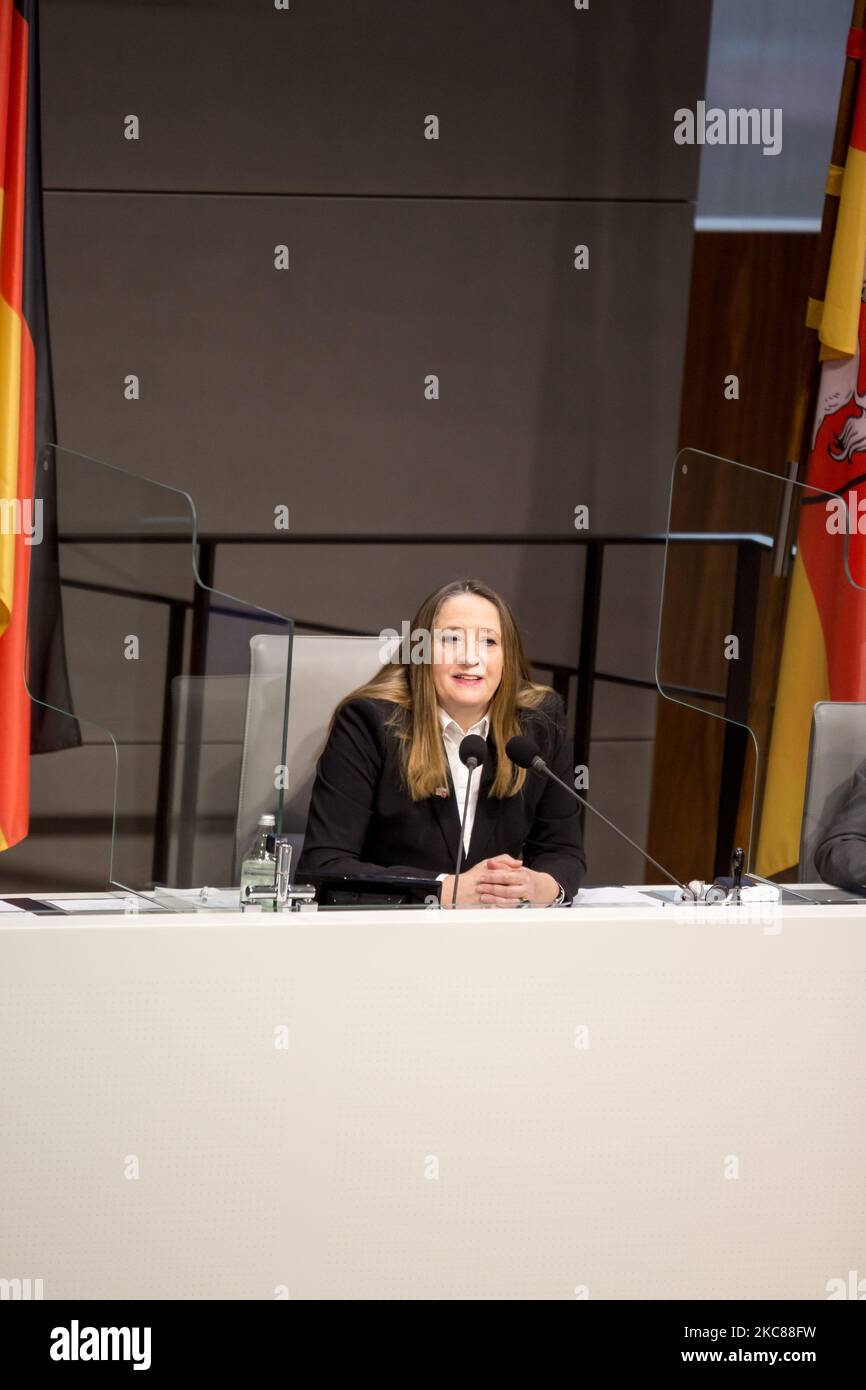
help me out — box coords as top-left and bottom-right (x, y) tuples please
(1, 0), (77, 853)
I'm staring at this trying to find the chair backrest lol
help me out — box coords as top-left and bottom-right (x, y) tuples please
(234, 632), (396, 872)
(799, 701), (866, 881)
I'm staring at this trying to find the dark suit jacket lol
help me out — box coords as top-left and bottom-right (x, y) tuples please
(813, 759), (866, 891)
(296, 691), (586, 898)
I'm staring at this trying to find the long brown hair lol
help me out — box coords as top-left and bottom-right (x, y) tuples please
(331, 578), (553, 800)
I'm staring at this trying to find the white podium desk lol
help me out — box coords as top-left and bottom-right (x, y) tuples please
(1, 894), (865, 1301)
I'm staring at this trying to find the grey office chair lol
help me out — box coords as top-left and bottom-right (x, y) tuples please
(234, 632), (400, 875)
(799, 701), (866, 881)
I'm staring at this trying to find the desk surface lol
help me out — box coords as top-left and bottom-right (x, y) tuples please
(2, 894), (864, 1299)
(2, 884), (865, 928)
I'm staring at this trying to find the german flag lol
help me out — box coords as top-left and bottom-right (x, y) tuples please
(1, 0), (76, 854)
(758, 19), (866, 874)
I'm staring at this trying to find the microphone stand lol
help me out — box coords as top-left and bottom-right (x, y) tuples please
(451, 757), (480, 908)
(520, 751), (697, 902)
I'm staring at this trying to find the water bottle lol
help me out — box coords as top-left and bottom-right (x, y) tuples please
(239, 813), (277, 909)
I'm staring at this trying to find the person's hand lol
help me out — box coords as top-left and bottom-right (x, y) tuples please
(439, 859), (494, 907)
(440, 856), (560, 908)
(476, 854), (559, 907)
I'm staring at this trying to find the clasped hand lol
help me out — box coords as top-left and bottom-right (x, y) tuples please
(440, 855), (559, 908)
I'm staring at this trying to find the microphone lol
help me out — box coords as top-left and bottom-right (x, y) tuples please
(731, 846), (744, 904)
(450, 734), (488, 908)
(505, 735), (696, 902)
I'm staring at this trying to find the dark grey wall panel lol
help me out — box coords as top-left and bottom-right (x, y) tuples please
(213, 540), (581, 640)
(583, 740), (654, 885)
(42, 0), (710, 200)
(44, 194), (692, 535)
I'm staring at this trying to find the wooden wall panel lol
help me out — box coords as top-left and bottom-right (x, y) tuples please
(648, 231), (818, 880)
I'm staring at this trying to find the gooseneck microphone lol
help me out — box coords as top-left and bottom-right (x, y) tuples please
(450, 734), (488, 908)
(505, 735), (696, 902)
(731, 846), (744, 904)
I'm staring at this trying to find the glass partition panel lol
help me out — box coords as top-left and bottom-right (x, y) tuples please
(655, 448), (852, 879)
(26, 445), (293, 901)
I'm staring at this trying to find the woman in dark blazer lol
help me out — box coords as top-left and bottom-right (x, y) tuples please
(296, 578), (586, 906)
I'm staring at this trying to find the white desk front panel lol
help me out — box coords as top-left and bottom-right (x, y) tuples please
(1, 905), (864, 1299)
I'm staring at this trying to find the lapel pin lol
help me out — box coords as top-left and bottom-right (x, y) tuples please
(434, 786), (449, 798)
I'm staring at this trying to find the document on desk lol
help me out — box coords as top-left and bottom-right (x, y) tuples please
(572, 886), (665, 908)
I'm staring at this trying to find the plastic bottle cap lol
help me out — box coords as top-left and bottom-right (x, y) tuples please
(259, 813), (276, 826)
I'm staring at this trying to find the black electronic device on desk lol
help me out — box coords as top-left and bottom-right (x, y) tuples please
(305, 872), (442, 908)
(1, 896), (68, 915)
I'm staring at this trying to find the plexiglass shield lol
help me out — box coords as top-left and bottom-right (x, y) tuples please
(655, 447), (862, 890)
